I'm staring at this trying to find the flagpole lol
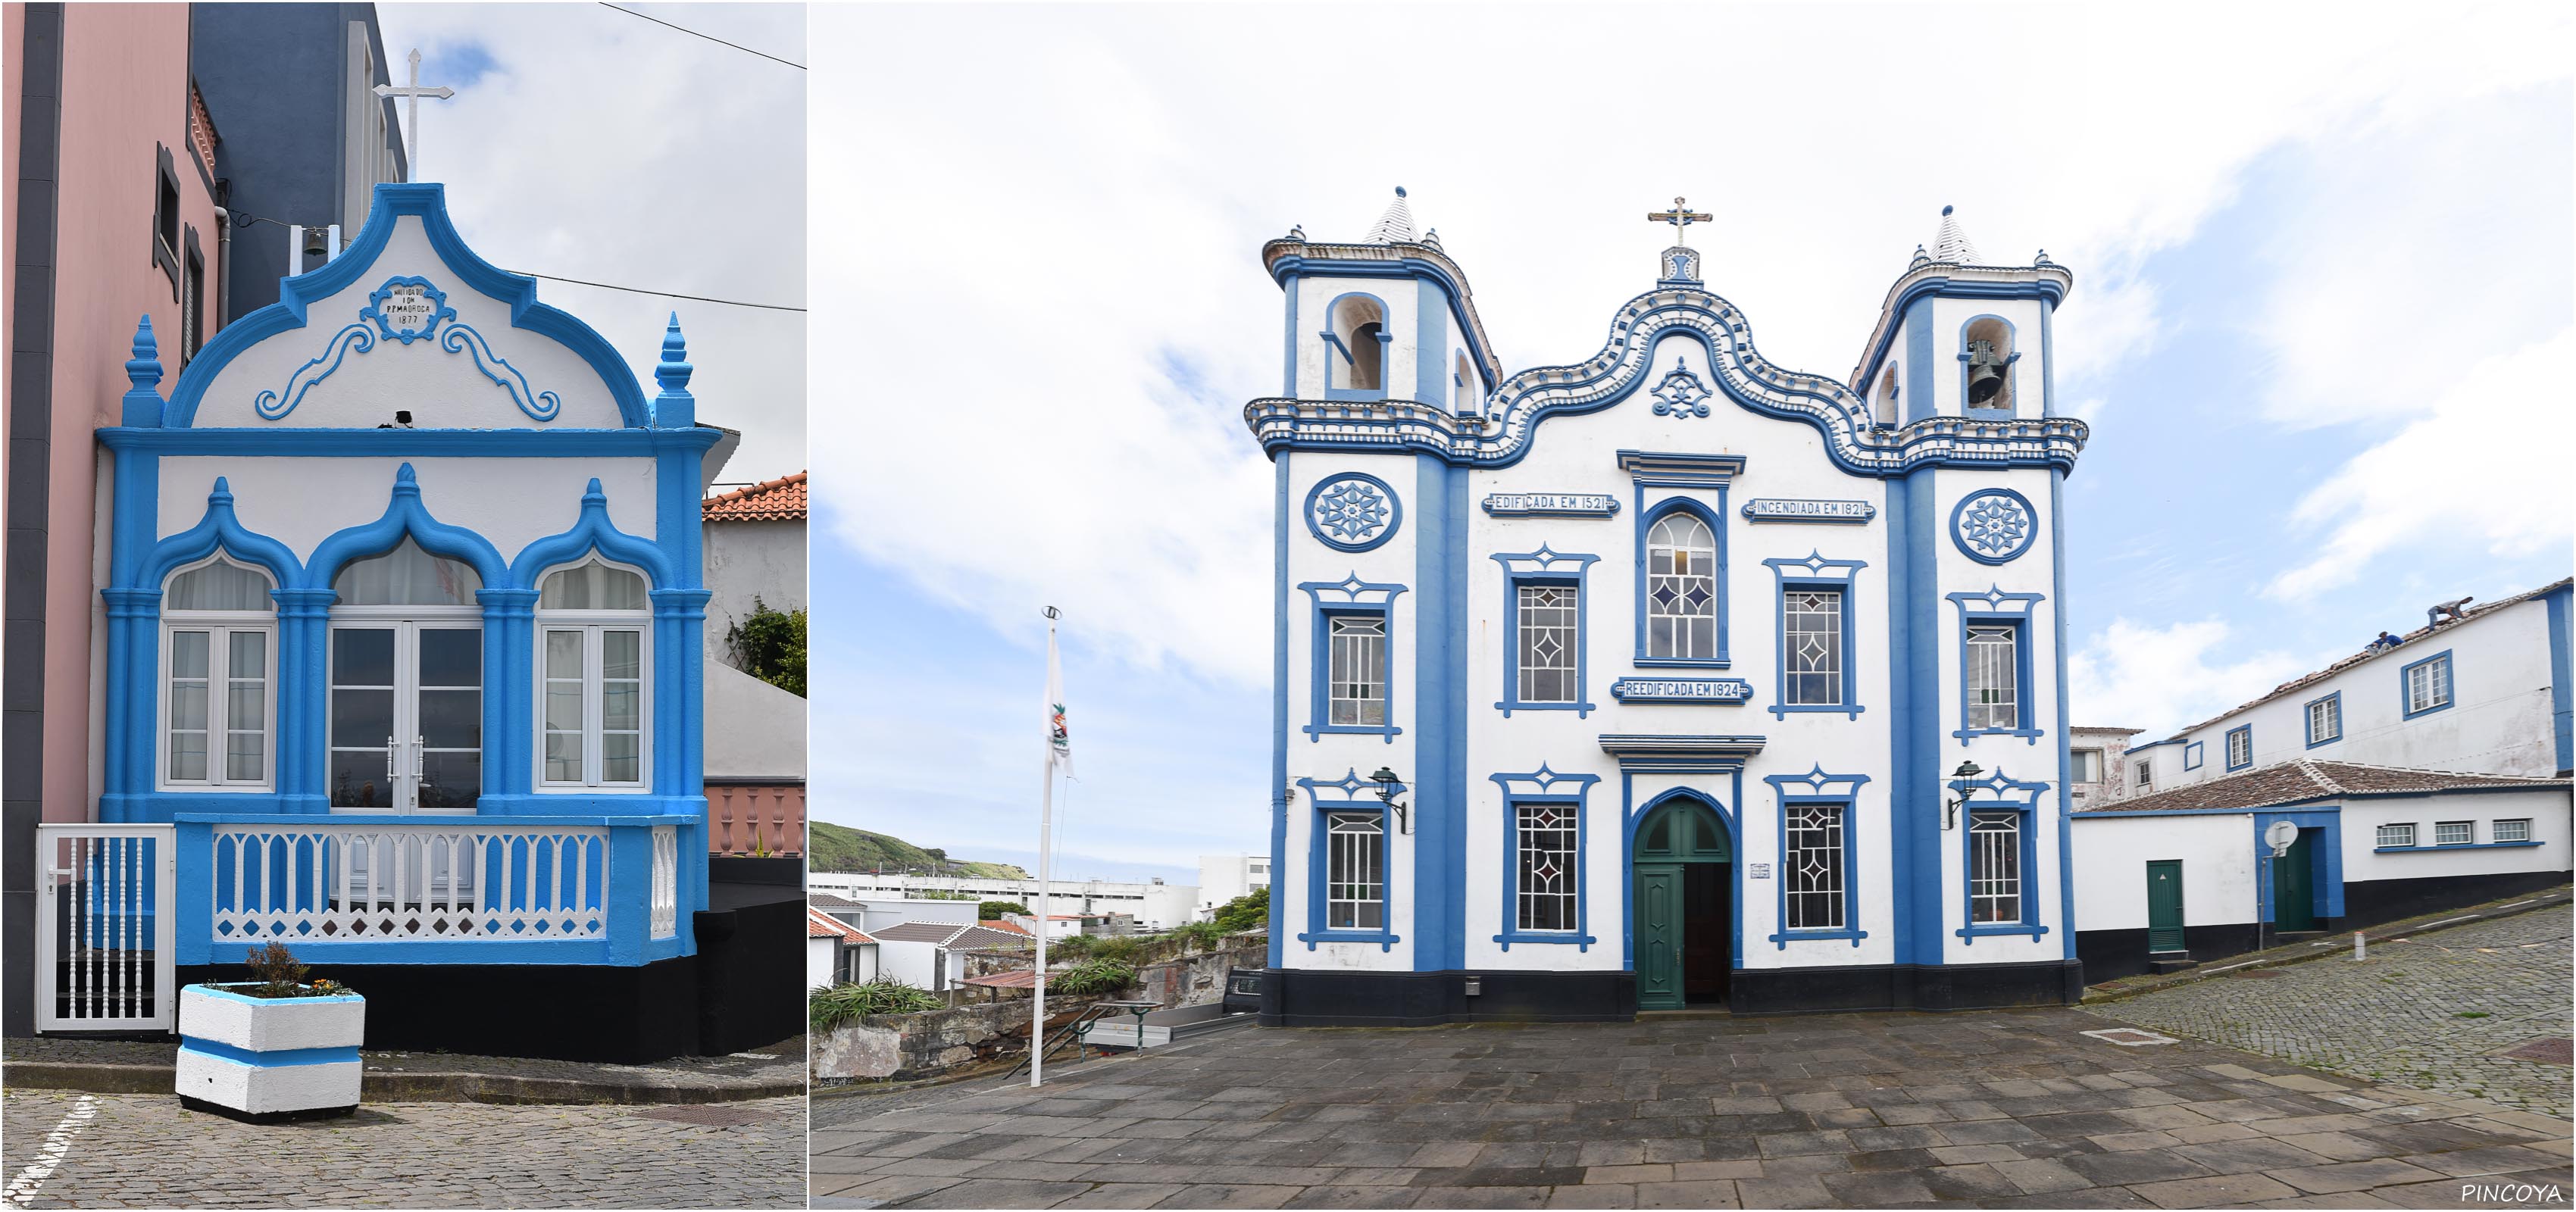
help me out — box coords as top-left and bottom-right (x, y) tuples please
(1033, 606), (1060, 1088)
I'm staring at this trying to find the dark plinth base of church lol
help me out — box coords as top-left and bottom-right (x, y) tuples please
(1260, 968), (1637, 1028)
(1259, 960), (2083, 1027)
(176, 884), (807, 1064)
(1727, 959), (2085, 1014)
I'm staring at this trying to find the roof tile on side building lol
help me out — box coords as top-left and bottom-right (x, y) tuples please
(703, 470), (807, 522)
(2082, 758), (2568, 815)
(808, 909), (874, 942)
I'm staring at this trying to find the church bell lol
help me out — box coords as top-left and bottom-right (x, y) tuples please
(1964, 339), (2009, 405)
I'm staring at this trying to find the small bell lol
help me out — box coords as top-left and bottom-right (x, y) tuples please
(1965, 339), (2009, 405)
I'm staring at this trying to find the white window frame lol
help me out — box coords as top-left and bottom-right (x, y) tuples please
(158, 558), (279, 792)
(2493, 818), (2531, 843)
(533, 560), (653, 794)
(1513, 802), (1579, 933)
(2376, 823), (2415, 848)
(1324, 811), (1385, 931)
(2226, 727), (2252, 770)
(1645, 512), (1718, 661)
(2135, 761), (2152, 790)
(1968, 809), (2022, 924)
(2071, 749), (2102, 784)
(2406, 655), (2453, 714)
(2306, 696), (2341, 745)
(1783, 589), (1844, 708)
(1784, 802), (1846, 930)
(1966, 624), (2018, 731)
(2433, 820), (2473, 847)
(1325, 614), (1386, 727)
(1517, 583), (1580, 704)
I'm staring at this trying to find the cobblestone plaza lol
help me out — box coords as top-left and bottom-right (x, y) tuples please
(0, 1092), (807, 1209)
(2089, 905), (2574, 1117)
(812, 1004), (2572, 1209)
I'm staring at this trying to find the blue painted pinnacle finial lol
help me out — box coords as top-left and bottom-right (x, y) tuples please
(1395, 186), (1406, 198)
(127, 315), (162, 390)
(394, 463), (420, 495)
(582, 477), (608, 509)
(120, 314), (167, 426)
(209, 476), (234, 506)
(656, 313), (693, 390)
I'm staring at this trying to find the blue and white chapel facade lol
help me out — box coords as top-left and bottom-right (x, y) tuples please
(81, 183), (720, 1058)
(1250, 193), (2092, 1022)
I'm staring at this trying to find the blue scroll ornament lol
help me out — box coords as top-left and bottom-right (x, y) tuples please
(441, 323), (563, 422)
(253, 324), (375, 420)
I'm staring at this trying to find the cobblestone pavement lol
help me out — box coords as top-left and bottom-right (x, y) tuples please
(812, 1008), (2573, 1209)
(1, 1090), (805, 1208)
(2090, 906), (2575, 1117)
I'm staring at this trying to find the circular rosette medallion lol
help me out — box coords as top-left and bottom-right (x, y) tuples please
(1949, 489), (2037, 564)
(1304, 473), (1402, 552)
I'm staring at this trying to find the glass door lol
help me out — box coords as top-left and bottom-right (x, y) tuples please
(328, 621), (482, 813)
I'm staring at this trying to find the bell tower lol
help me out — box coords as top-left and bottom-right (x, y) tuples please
(1262, 188), (1499, 417)
(1852, 205), (2069, 426)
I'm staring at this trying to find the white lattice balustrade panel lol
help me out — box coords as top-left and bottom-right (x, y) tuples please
(211, 825), (610, 942)
(649, 825), (678, 939)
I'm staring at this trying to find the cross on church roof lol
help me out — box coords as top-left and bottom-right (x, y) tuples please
(1647, 196), (1712, 245)
(374, 48), (457, 181)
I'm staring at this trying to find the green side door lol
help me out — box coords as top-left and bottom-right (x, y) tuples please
(2273, 829), (2318, 931)
(2145, 861), (2185, 954)
(1636, 864), (1683, 1011)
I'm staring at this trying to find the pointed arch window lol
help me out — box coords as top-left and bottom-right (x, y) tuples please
(536, 557), (651, 791)
(161, 555), (277, 790)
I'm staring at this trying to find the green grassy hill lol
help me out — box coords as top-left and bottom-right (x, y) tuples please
(808, 820), (1030, 879)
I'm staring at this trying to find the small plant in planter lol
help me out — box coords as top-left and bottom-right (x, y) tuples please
(177, 942), (365, 1121)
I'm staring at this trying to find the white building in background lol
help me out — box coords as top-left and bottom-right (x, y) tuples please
(1197, 854), (1272, 919)
(806, 870), (1199, 931)
(2068, 577), (2573, 982)
(2112, 579), (2572, 799)
(808, 909), (878, 988)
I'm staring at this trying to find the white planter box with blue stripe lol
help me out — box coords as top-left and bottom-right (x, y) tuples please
(176, 984), (365, 1117)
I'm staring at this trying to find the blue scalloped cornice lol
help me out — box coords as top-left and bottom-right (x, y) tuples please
(139, 476), (307, 590)
(506, 478), (678, 588)
(162, 183), (651, 429)
(302, 463), (511, 591)
(1245, 284), (2089, 477)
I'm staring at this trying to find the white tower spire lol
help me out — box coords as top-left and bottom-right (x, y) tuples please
(1930, 204), (1980, 264)
(1365, 186), (1417, 244)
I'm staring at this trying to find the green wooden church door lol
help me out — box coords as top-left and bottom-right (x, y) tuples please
(1632, 800), (1730, 1011)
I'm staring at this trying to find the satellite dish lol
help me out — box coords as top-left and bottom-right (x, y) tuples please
(2264, 820), (2299, 858)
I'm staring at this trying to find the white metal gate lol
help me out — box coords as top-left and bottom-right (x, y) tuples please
(34, 823), (177, 1032)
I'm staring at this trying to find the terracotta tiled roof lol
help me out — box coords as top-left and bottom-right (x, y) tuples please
(703, 471), (806, 523)
(980, 919), (1031, 936)
(808, 909), (873, 942)
(2080, 759), (2567, 815)
(959, 968), (1040, 989)
(2145, 578), (2572, 746)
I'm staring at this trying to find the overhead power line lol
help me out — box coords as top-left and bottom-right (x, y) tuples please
(598, 3), (806, 70)
(521, 271), (807, 313)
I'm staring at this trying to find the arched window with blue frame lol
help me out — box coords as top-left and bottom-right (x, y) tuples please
(1638, 501), (1724, 666)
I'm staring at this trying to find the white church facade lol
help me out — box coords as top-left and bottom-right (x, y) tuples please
(1249, 193), (2093, 1023)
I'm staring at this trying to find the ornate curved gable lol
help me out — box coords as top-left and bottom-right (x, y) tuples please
(1246, 246), (2087, 477)
(164, 183), (649, 430)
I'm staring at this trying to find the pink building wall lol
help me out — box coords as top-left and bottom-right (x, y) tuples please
(3, 2), (222, 823)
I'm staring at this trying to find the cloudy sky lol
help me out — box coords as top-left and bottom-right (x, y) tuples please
(814, 3), (2574, 883)
(380, 3), (806, 483)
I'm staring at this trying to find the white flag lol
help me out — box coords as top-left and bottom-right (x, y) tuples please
(1046, 617), (1071, 776)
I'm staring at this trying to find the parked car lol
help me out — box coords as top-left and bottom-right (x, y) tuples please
(1222, 969), (1263, 1015)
